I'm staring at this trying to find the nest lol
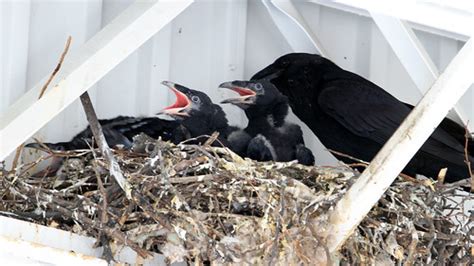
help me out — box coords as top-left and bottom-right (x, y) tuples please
(0, 134), (472, 265)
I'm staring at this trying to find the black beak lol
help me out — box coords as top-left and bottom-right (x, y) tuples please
(251, 66), (284, 81)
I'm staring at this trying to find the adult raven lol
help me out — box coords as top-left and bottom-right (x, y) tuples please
(252, 53), (472, 183)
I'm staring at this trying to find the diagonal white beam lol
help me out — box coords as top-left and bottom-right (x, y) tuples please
(262, 0), (326, 55)
(309, 0), (473, 40)
(371, 13), (473, 132)
(0, 0), (194, 161)
(324, 38), (474, 252)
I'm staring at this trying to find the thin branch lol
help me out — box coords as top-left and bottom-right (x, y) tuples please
(327, 149), (369, 165)
(463, 122), (473, 192)
(38, 36), (72, 98)
(79, 92), (132, 199)
(10, 36), (72, 173)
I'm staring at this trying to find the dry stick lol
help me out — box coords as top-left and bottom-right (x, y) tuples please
(91, 158), (114, 262)
(79, 93), (132, 199)
(463, 123), (473, 192)
(38, 36), (72, 98)
(327, 149), (369, 165)
(10, 36), (72, 172)
(329, 149), (420, 184)
(268, 184), (285, 266)
(10, 179), (150, 258)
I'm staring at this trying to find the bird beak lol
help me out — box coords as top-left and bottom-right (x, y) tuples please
(158, 81), (191, 117)
(251, 66), (284, 81)
(219, 81), (256, 106)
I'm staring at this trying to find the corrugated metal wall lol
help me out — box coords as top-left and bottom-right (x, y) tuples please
(1, 0), (472, 165)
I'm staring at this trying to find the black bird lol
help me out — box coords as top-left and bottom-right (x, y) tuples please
(251, 53), (473, 182)
(26, 81), (240, 175)
(158, 81), (237, 146)
(27, 81), (238, 152)
(219, 80), (315, 165)
(26, 116), (185, 152)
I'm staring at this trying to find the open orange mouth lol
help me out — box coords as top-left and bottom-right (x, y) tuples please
(219, 82), (257, 106)
(159, 81), (191, 117)
(231, 87), (256, 97)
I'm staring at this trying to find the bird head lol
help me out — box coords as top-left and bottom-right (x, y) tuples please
(219, 80), (289, 127)
(159, 81), (229, 136)
(158, 81), (214, 120)
(250, 53), (333, 103)
(219, 80), (282, 109)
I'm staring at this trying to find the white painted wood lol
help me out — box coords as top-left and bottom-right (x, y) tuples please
(0, 0), (194, 161)
(308, 0), (474, 40)
(325, 38), (474, 252)
(0, 235), (107, 265)
(371, 13), (473, 131)
(0, 0), (31, 114)
(270, 0), (327, 55)
(371, 14), (439, 91)
(0, 215), (181, 265)
(261, 0), (324, 54)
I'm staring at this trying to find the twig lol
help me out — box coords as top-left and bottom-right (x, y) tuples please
(331, 149), (421, 184)
(268, 182), (285, 265)
(38, 36), (72, 98)
(463, 123), (473, 192)
(203, 131), (219, 146)
(91, 156), (114, 262)
(10, 36), (72, 173)
(327, 149), (369, 165)
(169, 174), (216, 184)
(79, 92), (132, 199)
(404, 223), (419, 265)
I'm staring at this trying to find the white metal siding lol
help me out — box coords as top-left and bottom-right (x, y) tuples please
(1, 0), (472, 166)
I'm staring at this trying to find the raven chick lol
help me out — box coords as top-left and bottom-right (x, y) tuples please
(26, 81), (238, 175)
(219, 80), (315, 165)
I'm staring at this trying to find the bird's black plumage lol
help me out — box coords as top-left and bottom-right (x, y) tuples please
(219, 80), (315, 165)
(159, 81), (234, 145)
(26, 81), (241, 175)
(27, 81), (238, 152)
(252, 53), (472, 182)
(25, 116), (184, 152)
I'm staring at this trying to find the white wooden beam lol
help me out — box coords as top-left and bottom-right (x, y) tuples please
(371, 13), (473, 132)
(0, 235), (107, 265)
(308, 0), (474, 40)
(324, 38), (474, 252)
(262, 0), (326, 55)
(0, 0), (193, 161)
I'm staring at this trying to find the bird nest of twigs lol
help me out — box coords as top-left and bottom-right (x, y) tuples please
(0, 133), (472, 265)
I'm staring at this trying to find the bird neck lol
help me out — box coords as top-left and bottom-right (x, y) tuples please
(244, 98), (289, 129)
(245, 114), (275, 136)
(184, 107), (229, 138)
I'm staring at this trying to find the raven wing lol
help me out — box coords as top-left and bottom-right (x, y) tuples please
(318, 81), (467, 165)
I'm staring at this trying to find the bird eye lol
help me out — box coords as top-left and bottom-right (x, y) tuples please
(191, 95), (200, 103)
(254, 83), (263, 91)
